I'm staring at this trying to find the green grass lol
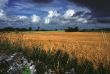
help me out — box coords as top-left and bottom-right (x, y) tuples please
(22, 65), (31, 74)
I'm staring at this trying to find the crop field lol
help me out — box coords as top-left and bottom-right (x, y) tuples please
(0, 31), (110, 73)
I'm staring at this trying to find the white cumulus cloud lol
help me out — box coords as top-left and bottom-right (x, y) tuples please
(31, 14), (40, 23)
(44, 17), (50, 24)
(48, 10), (60, 18)
(0, 9), (5, 16)
(18, 16), (28, 20)
(0, 9), (7, 19)
(44, 10), (60, 24)
(63, 9), (75, 19)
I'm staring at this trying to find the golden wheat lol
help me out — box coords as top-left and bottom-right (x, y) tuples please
(0, 32), (110, 69)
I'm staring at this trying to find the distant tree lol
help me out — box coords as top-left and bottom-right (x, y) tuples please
(55, 29), (58, 31)
(65, 27), (79, 32)
(73, 27), (79, 32)
(0, 27), (29, 32)
(28, 27), (32, 31)
(1, 27), (15, 31)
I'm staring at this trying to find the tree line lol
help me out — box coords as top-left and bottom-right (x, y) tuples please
(0, 26), (110, 32)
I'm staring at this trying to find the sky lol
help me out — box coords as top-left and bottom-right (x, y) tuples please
(3, 0), (90, 16)
(0, 0), (109, 17)
(0, 0), (91, 23)
(0, 0), (110, 29)
(69, 0), (110, 17)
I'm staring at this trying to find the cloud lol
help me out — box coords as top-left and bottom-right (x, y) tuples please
(0, 9), (5, 16)
(0, 0), (8, 8)
(0, 9), (7, 20)
(31, 14), (41, 23)
(43, 9), (90, 24)
(44, 17), (50, 24)
(48, 10), (60, 18)
(63, 9), (75, 19)
(68, 0), (110, 16)
(44, 10), (60, 24)
(75, 17), (88, 23)
(18, 16), (28, 20)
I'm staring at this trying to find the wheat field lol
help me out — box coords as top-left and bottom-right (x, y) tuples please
(0, 31), (110, 70)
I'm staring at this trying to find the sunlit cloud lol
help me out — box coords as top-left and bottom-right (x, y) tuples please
(0, 9), (5, 17)
(48, 11), (54, 18)
(31, 14), (41, 23)
(0, 9), (7, 20)
(18, 16), (28, 20)
(76, 18), (88, 23)
(44, 10), (60, 24)
(44, 17), (50, 24)
(48, 10), (60, 18)
(63, 9), (75, 19)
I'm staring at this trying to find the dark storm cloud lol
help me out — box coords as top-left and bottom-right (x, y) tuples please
(68, 0), (110, 17)
(33, 0), (53, 3)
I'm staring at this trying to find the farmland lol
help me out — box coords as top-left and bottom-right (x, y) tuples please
(0, 31), (110, 74)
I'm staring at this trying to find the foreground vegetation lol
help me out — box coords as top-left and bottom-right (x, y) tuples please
(0, 32), (110, 74)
